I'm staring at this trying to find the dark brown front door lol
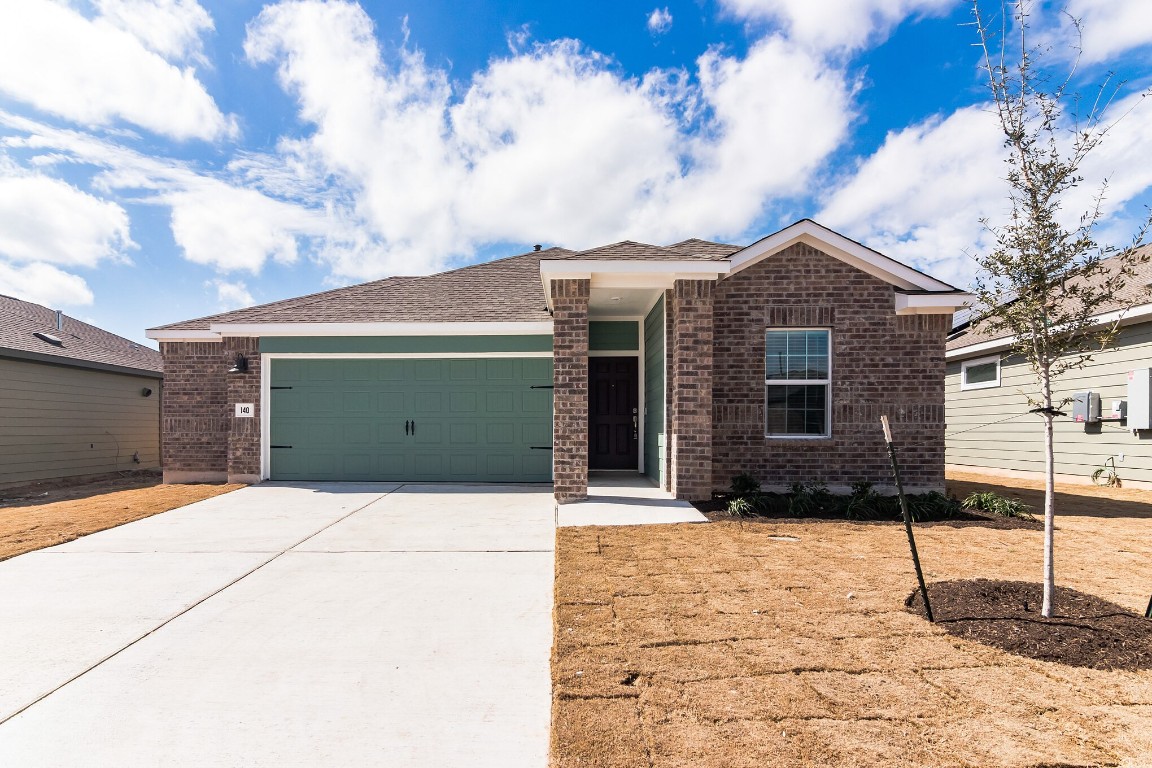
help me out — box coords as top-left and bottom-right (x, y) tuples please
(589, 357), (639, 470)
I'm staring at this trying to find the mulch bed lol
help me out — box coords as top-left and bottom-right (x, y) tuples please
(906, 579), (1152, 670)
(698, 505), (1040, 530)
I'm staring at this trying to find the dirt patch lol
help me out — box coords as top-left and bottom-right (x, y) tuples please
(906, 579), (1152, 670)
(0, 473), (243, 561)
(552, 471), (1152, 767)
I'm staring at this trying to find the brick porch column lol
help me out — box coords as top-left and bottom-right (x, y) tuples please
(670, 279), (714, 500)
(551, 279), (590, 503)
(224, 337), (261, 484)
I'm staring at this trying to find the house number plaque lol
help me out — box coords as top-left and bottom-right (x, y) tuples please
(235, 403), (255, 418)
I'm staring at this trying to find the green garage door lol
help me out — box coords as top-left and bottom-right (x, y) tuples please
(269, 358), (553, 482)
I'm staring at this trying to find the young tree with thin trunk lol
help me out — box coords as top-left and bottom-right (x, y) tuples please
(970, 0), (1151, 618)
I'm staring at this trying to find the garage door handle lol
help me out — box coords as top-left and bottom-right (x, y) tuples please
(405, 420), (410, 435)
(411, 420), (415, 435)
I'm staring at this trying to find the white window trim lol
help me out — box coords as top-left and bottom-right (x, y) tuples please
(764, 328), (832, 439)
(960, 354), (1001, 391)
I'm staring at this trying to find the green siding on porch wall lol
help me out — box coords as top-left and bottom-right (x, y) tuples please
(260, 335), (554, 354)
(589, 321), (639, 351)
(643, 299), (665, 487)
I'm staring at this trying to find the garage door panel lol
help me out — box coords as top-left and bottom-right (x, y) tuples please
(376, 392), (405, 413)
(270, 357), (552, 482)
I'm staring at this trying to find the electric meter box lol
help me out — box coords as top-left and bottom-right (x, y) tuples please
(1072, 391), (1100, 423)
(1127, 368), (1152, 430)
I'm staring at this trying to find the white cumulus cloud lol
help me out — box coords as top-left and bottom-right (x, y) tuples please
(0, 170), (135, 267)
(647, 7), (673, 35)
(0, 261), (95, 307)
(94, 0), (215, 63)
(208, 278), (254, 309)
(718, 0), (954, 52)
(243, 0), (854, 279)
(0, 0), (234, 141)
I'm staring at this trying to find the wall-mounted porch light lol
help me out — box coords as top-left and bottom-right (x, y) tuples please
(228, 353), (249, 374)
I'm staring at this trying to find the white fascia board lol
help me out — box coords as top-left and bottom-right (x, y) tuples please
(146, 329), (221, 341)
(540, 259), (728, 309)
(540, 259), (729, 277)
(945, 300), (1152, 360)
(209, 321), (554, 337)
(895, 292), (973, 315)
(727, 220), (955, 292)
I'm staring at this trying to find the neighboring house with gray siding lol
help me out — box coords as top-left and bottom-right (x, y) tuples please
(0, 295), (163, 489)
(147, 219), (969, 502)
(945, 249), (1152, 488)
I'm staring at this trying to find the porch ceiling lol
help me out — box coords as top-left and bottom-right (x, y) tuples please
(588, 287), (663, 318)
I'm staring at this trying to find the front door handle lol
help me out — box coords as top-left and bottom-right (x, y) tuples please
(633, 413), (638, 440)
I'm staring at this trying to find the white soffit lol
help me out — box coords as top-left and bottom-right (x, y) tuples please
(540, 259), (729, 308)
(895, 292), (973, 315)
(727, 220), (956, 292)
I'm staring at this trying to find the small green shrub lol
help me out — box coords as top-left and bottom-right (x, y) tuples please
(962, 490), (1033, 519)
(786, 481), (832, 517)
(726, 496), (756, 518)
(730, 473), (762, 497)
(907, 491), (961, 522)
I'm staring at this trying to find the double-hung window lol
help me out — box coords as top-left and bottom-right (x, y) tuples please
(765, 329), (831, 437)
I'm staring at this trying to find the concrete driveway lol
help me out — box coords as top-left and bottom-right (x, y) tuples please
(0, 483), (555, 767)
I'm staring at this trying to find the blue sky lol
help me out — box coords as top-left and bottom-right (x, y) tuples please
(1, 0), (1150, 346)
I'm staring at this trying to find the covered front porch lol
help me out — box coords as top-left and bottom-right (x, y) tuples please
(542, 254), (726, 503)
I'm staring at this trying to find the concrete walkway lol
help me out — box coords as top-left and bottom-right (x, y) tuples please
(556, 472), (708, 526)
(0, 483), (555, 767)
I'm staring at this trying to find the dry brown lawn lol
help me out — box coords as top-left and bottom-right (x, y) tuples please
(0, 474), (242, 561)
(551, 473), (1152, 767)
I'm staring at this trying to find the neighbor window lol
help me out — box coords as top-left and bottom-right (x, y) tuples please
(765, 329), (830, 437)
(960, 355), (1001, 391)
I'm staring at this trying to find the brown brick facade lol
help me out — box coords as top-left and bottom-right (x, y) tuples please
(159, 339), (262, 484)
(710, 243), (949, 493)
(669, 280), (714, 500)
(552, 278), (590, 503)
(224, 337), (261, 483)
(159, 341), (229, 482)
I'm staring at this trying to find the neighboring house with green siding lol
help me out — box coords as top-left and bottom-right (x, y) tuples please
(945, 249), (1152, 488)
(148, 219), (969, 502)
(0, 295), (163, 489)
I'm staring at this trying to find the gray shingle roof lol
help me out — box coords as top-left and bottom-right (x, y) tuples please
(664, 238), (742, 258)
(0, 295), (162, 376)
(151, 248), (575, 331)
(150, 237), (746, 333)
(947, 246), (1152, 353)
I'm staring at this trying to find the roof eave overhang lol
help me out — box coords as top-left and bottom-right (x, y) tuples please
(727, 220), (958, 292)
(0, 347), (163, 378)
(191, 321), (555, 338)
(539, 259), (730, 309)
(945, 300), (1152, 360)
(895, 292), (974, 315)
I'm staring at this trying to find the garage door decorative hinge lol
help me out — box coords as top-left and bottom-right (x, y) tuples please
(530, 385), (554, 389)
(270, 445), (293, 449)
(270, 386), (293, 390)
(530, 446), (554, 450)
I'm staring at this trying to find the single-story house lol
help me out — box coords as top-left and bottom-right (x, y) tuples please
(0, 295), (163, 489)
(146, 219), (969, 502)
(946, 247), (1152, 489)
